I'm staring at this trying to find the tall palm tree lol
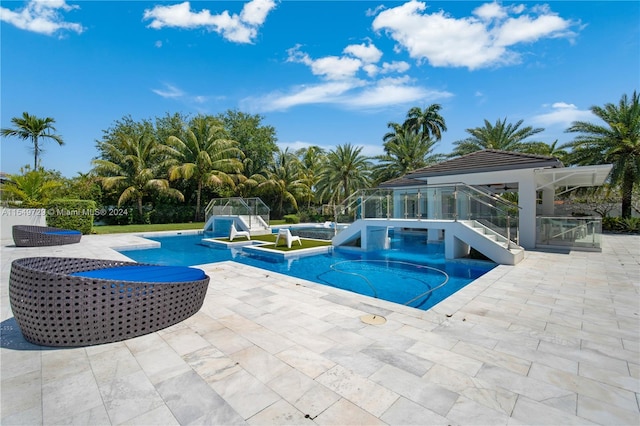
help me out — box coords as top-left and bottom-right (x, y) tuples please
(404, 104), (447, 141)
(373, 129), (444, 185)
(92, 134), (183, 219)
(296, 145), (326, 208)
(563, 91), (640, 218)
(258, 148), (308, 218)
(451, 118), (544, 157)
(166, 116), (244, 221)
(316, 143), (372, 205)
(1, 112), (64, 168)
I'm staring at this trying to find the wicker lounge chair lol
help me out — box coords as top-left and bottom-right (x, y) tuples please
(9, 257), (210, 347)
(12, 225), (82, 247)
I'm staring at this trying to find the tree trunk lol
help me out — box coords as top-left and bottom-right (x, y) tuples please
(195, 180), (203, 222)
(621, 171), (634, 218)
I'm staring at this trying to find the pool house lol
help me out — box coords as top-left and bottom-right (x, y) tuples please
(331, 150), (612, 264)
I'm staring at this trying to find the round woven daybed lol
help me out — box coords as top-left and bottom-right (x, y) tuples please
(9, 257), (210, 347)
(12, 225), (82, 247)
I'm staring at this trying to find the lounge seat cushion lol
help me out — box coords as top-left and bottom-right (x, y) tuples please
(44, 230), (82, 235)
(71, 265), (206, 283)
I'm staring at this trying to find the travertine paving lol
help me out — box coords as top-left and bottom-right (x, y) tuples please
(1, 232), (638, 425)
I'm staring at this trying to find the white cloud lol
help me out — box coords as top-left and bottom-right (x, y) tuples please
(0, 0), (84, 36)
(531, 102), (593, 126)
(152, 83), (185, 99)
(143, 0), (277, 44)
(244, 76), (452, 112)
(248, 81), (360, 111)
(343, 42), (383, 63)
(372, 0), (578, 70)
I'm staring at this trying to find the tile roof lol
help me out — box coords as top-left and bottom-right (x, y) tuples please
(380, 150), (563, 187)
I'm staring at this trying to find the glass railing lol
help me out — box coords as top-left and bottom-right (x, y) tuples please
(204, 197), (270, 229)
(334, 184), (520, 247)
(536, 216), (602, 250)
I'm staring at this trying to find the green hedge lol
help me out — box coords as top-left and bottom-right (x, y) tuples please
(46, 199), (96, 234)
(283, 214), (300, 224)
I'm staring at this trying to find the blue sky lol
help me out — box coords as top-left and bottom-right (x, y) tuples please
(1, 0), (638, 178)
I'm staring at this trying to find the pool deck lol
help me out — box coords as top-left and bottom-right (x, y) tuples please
(1, 232), (638, 425)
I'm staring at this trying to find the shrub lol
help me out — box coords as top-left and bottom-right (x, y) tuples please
(46, 199), (96, 234)
(602, 216), (640, 233)
(283, 214), (300, 224)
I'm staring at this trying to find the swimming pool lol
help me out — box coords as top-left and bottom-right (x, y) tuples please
(118, 232), (496, 311)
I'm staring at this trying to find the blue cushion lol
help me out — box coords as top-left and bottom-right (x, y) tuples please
(71, 265), (207, 283)
(44, 230), (81, 235)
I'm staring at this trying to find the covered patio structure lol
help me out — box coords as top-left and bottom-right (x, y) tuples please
(377, 150), (612, 251)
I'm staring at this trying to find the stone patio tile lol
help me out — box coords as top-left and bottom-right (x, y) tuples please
(510, 395), (597, 425)
(380, 396), (450, 425)
(395, 323), (459, 350)
(1, 406), (42, 426)
(231, 345), (293, 383)
(160, 326), (212, 356)
(537, 340), (630, 375)
(407, 340), (483, 376)
(321, 345), (386, 377)
(475, 364), (574, 402)
(42, 370), (104, 422)
(119, 405), (180, 426)
(493, 340), (578, 374)
(184, 345), (242, 383)
(369, 364), (458, 417)
(281, 327), (338, 353)
(577, 393), (640, 425)
(316, 365), (399, 417)
(88, 344), (143, 384)
(156, 370), (245, 425)
(446, 395), (510, 425)
(46, 404), (112, 426)
(0, 348), (40, 381)
(313, 398), (386, 426)
(125, 336), (191, 384)
(41, 347), (92, 383)
(361, 344), (433, 376)
(98, 370), (166, 425)
(578, 362), (640, 393)
(266, 369), (316, 404)
(291, 381), (342, 418)
(276, 345), (336, 379)
(528, 362), (638, 412)
(452, 340), (531, 375)
(423, 364), (517, 416)
(1, 369), (42, 421)
(202, 326), (255, 355)
(210, 369), (281, 419)
(247, 399), (310, 425)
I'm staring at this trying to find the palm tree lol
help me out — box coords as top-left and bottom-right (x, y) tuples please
(1, 112), (64, 168)
(373, 129), (444, 185)
(258, 148), (308, 218)
(2, 166), (62, 208)
(166, 116), (244, 221)
(92, 134), (183, 220)
(451, 118), (544, 157)
(316, 143), (372, 205)
(404, 104), (447, 141)
(521, 140), (569, 163)
(296, 145), (326, 208)
(563, 91), (640, 218)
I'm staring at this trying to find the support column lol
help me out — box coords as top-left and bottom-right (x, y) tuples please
(541, 188), (555, 215)
(518, 177), (537, 249)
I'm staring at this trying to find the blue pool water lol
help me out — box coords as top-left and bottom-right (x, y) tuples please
(118, 232), (497, 311)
